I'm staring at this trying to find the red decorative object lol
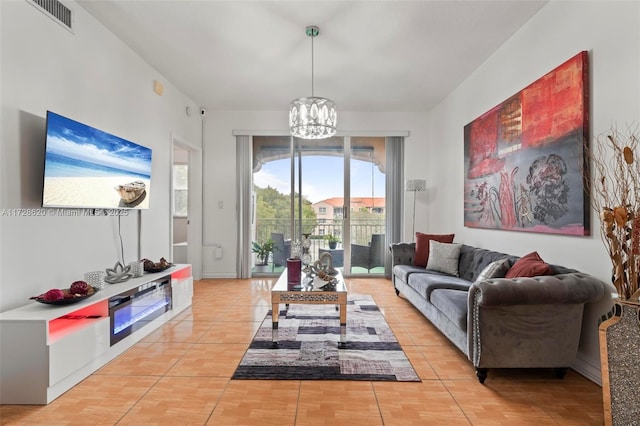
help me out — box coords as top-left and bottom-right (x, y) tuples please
(69, 280), (90, 295)
(287, 258), (302, 288)
(464, 51), (590, 236)
(43, 289), (64, 301)
(505, 251), (552, 278)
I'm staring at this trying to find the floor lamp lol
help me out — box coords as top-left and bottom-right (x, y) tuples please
(405, 179), (427, 240)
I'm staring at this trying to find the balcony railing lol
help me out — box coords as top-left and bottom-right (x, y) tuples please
(254, 218), (385, 272)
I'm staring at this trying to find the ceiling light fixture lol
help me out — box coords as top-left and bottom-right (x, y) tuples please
(289, 25), (337, 139)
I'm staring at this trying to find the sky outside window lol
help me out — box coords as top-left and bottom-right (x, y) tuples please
(254, 156), (385, 203)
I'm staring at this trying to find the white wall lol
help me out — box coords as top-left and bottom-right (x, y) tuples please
(0, 1), (201, 311)
(426, 0), (640, 383)
(201, 110), (428, 277)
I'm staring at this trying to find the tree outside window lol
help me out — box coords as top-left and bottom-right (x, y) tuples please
(254, 185), (317, 242)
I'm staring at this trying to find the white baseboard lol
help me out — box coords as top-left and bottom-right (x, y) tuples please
(572, 351), (602, 386)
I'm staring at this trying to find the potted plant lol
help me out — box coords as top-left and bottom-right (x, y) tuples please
(326, 234), (340, 249)
(586, 124), (640, 425)
(252, 239), (276, 272)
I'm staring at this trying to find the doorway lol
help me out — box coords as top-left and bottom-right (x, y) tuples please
(172, 145), (189, 264)
(170, 137), (203, 279)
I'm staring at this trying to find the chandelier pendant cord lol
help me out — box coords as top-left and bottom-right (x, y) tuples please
(310, 34), (315, 97)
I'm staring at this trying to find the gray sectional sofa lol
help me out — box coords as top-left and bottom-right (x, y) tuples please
(390, 242), (606, 383)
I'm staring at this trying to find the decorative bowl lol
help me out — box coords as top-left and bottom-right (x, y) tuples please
(143, 263), (173, 273)
(142, 258), (173, 273)
(30, 286), (99, 305)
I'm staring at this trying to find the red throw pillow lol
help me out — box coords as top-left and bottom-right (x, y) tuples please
(505, 251), (553, 278)
(414, 233), (455, 267)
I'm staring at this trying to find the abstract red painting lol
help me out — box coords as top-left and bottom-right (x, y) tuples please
(464, 51), (590, 235)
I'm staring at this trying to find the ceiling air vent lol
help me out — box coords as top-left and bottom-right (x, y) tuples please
(28, 0), (74, 32)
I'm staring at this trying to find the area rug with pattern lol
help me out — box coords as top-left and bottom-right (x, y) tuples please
(232, 294), (421, 381)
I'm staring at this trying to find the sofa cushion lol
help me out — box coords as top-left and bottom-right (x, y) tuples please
(393, 264), (430, 285)
(406, 271), (472, 300)
(505, 251), (552, 278)
(476, 258), (510, 282)
(413, 233), (455, 267)
(427, 241), (462, 276)
(430, 289), (468, 332)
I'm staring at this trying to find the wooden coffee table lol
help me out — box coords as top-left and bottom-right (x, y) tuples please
(271, 269), (348, 348)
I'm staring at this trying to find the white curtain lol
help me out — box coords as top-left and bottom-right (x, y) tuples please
(385, 136), (404, 278)
(236, 135), (252, 278)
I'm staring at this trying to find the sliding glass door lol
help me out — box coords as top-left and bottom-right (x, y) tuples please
(250, 135), (391, 277)
(293, 137), (345, 272)
(349, 137), (386, 274)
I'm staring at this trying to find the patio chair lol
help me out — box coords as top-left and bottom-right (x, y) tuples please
(271, 232), (291, 267)
(351, 234), (385, 272)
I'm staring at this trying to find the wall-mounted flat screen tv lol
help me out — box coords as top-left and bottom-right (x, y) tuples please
(42, 111), (152, 209)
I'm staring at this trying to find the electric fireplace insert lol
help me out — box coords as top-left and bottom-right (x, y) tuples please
(109, 276), (172, 346)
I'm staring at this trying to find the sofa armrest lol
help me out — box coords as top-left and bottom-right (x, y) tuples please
(467, 272), (606, 370)
(469, 272), (606, 307)
(389, 242), (416, 268)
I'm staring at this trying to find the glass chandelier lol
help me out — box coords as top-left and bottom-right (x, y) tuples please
(289, 26), (337, 139)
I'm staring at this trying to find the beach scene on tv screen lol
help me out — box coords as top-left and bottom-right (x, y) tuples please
(42, 112), (152, 209)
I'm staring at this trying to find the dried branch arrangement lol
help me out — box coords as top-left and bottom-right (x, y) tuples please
(587, 124), (640, 301)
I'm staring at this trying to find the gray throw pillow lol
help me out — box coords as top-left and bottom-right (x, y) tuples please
(475, 258), (510, 282)
(426, 241), (462, 276)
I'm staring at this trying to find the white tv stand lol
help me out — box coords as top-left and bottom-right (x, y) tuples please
(0, 264), (193, 405)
